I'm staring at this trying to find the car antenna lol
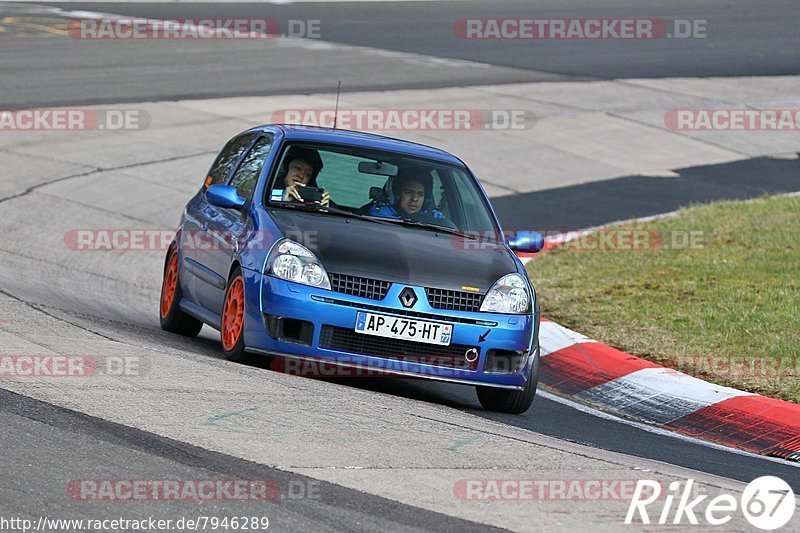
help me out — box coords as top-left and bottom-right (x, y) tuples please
(333, 81), (341, 130)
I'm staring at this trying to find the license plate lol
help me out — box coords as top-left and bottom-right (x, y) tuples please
(355, 312), (452, 346)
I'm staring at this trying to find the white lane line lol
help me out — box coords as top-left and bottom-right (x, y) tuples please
(538, 390), (800, 468)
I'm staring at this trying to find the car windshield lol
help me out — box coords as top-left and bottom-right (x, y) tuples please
(266, 142), (500, 237)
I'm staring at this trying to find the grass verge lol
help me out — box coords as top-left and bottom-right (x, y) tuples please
(526, 194), (800, 403)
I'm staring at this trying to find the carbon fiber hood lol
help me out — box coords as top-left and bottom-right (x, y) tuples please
(268, 208), (519, 293)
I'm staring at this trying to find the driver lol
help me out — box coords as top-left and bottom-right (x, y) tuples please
(278, 146), (330, 207)
(367, 167), (445, 220)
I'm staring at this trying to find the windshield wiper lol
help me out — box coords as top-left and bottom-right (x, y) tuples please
(272, 204), (479, 239)
(381, 217), (479, 240)
(271, 202), (395, 225)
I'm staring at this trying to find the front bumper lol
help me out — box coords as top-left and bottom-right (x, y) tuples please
(241, 269), (539, 389)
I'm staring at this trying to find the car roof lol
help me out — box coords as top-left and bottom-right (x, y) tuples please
(250, 124), (466, 166)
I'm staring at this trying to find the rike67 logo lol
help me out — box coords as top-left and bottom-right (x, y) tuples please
(626, 477), (796, 530)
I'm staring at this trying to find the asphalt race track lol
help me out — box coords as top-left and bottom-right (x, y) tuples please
(1, 1), (799, 531)
(2, 0), (800, 108)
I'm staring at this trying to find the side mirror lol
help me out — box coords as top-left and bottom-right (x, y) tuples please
(508, 231), (544, 253)
(207, 184), (246, 210)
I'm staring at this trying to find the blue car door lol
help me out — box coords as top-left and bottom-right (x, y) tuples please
(182, 132), (258, 308)
(194, 135), (274, 316)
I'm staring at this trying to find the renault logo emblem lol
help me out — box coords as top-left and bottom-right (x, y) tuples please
(399, 287), (417, 308)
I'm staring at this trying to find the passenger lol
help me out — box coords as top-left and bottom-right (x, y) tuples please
(278, 146), (330, 206)
(367, 167), (445, 220)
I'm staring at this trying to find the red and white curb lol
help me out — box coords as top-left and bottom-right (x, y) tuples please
(538, 318), (800, 461)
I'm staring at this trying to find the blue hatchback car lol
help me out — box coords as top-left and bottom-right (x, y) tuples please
(160, 125), (544, 413)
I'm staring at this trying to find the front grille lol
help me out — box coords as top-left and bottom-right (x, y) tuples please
(311, 296), (496, 326)
(319, 325), (478, 370)
(329, 273), (391, 300)
(425, 287), (483, 312)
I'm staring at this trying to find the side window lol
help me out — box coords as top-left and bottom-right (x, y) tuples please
(204, 133), (257, 188)
(448, 169), (495, 231)
(229, 136), (273, 201)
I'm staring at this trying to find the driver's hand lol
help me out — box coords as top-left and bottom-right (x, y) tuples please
(320, 191), (330, 207)
(284, 184), (304, 203)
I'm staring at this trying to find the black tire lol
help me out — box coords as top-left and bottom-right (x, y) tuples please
(160, 247), (203, 337)
(221, 266), (255, 364)
(476, 347), (540, 414)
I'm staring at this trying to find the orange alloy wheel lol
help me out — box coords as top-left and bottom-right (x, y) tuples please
(160, 253), (179, 319)
(222, 276), (245, 351)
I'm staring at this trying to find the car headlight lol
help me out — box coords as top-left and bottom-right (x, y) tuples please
(479, 273), (531, 314)
(267, 240), (331, 289)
